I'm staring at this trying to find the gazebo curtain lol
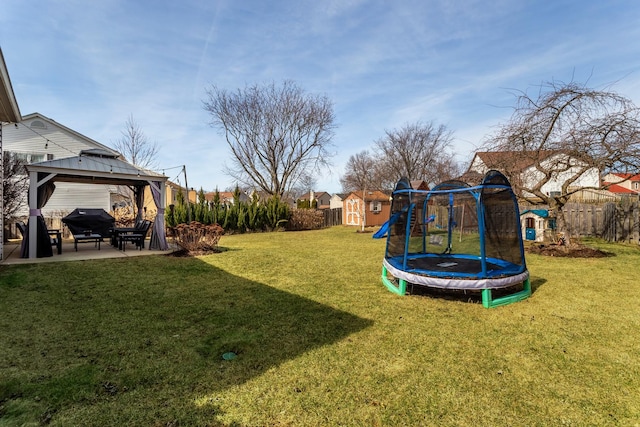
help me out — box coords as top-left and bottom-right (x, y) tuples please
(134, 185), (145, 222)
(149, 181), (168, 250)
(20, 178), (56, 258)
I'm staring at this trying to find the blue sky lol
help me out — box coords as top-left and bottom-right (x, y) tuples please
(2, 0), (640, 193)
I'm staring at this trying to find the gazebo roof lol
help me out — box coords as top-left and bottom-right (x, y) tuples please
(25, 150), (166, 186)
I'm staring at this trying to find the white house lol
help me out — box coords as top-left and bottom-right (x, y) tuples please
(602, 172), (640, 195)
(467, 151), (600, 198)
(329, 193), (346, 210)
(0, 47), (22, 260)
(2, 113), (123, 219)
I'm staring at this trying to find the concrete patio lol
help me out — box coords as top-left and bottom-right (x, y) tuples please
(0, 238), (178, 265)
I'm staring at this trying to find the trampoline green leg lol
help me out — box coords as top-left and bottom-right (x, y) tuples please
(482, 278), (531, 308)
(381, 265), (407, 295)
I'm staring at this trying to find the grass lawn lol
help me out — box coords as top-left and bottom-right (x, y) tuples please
(1, 227), (639, 426)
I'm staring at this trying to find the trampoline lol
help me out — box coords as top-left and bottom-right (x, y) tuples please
(374, 170), (530, 308)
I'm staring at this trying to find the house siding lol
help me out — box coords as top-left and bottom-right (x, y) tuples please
(329, 194), (343, 210)
(469, 151), (600, 198)
(2, 114), (122, 220)
(46, 183), (113, 213)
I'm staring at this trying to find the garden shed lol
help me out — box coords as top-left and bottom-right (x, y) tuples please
(23, 149), (168, 258)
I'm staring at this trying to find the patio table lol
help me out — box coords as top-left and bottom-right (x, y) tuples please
(73, 233), (102, 251)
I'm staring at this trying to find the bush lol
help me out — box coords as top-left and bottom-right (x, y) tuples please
(288, 209), (324, 231)
(172, 222), (224, 252)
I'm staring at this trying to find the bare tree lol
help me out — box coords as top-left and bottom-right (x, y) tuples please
(2, 152), (28, 231)
(203, 80), (336, 197)
(340, 150), (376, 231)
(484, 80), (640, 239)
(375, 121), (458, 187)
(113, 114), (159, 169)
(112, 115), (159, 216)
(340, 150), (376, 193)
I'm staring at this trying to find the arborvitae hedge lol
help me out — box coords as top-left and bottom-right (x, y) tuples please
(166, 187), (291, 233)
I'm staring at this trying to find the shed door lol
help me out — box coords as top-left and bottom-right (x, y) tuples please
(346, 199), (360, 226)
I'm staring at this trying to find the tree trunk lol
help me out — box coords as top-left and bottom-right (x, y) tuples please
(361, 189), (366, 232)
(550, 199), (570, 245)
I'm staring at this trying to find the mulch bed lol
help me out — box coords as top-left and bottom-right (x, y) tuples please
(526, 244), (611, 258)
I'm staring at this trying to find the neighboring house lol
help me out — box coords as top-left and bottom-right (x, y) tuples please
(410, 180), (430, 191)
(297, 190), (331, 209)
(142, 180), (196, 214)
(248, 189), (296, 207)
(330, 193), (346, 210)
(466, 151), (600, 199)
(343, 190), (391, 227)
(520, 209), (555, 242)
(204, 190), (250, 205)
(1, 47), (23, 260)
(3, 113), (125, 218)
(602, 172), (640, 195)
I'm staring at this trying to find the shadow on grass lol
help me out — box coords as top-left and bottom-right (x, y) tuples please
(0, 256), (373, 425)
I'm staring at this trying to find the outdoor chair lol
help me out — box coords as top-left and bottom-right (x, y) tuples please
(117, 220), (152, 251)
(110, 218), (144, 247)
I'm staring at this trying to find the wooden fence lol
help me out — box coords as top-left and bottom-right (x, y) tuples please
(549, 201), (639, 243)
(323, 208), (342, 227)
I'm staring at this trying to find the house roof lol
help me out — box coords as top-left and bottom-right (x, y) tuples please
(204, 191), (250, 201)
(298, 191), (330, 200)
(348, 190), (390, 202)
(25, 150), (165, 186)
(21, 112), (121, 157)
(410, 180), (430, 190)
(0, 47), (21, 123)
(604, 183), (640, 194)
(471, 150), (559, 172)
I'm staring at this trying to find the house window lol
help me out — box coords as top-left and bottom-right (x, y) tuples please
(370, 201), (382, 213)
(549, 191), (561, 198)
(634, 182), (639, 190)
(30, 120), (47, 129)
(525, 217), (535, 228)
(5, 151), (52, 165)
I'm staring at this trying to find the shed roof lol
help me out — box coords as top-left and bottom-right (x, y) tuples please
(347, 190), (391, 202)
(520, 209), (549, 218)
